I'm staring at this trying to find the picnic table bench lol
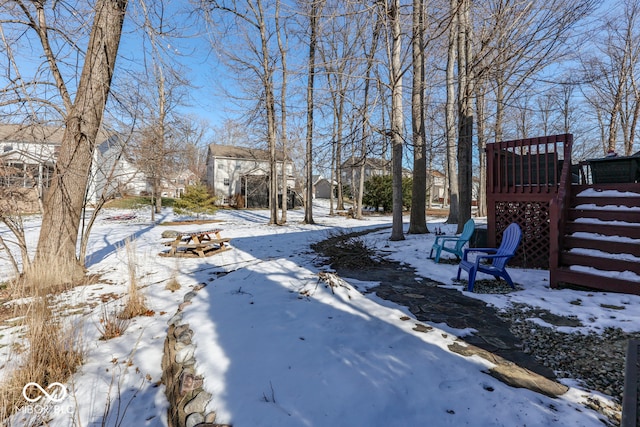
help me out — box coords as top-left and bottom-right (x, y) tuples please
(159, 228), (231, 258)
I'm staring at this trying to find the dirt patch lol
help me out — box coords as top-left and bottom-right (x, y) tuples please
(426, 208), (449, 217)
(311, 227), (390, 269)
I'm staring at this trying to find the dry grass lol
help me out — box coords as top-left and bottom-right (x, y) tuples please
(96, 305), (130, 340)
(118, 239), (150, 319)
(312, 229), (382, 269)
(165, 276), (181, 292)
(165, 261), (181, 292)
(0, 297), (83, 423)
(19, 258), (80, 297)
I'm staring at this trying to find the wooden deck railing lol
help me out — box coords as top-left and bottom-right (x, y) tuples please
(548, 135), (573, 288)
(486, 134), (573, 269)
(487, 135), (572, 194)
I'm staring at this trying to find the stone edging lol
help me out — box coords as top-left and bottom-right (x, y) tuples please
(161, 284), (231, 427)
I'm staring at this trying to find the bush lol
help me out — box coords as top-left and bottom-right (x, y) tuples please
(173, 184), (217, 218)
(362, 175), (412, 212)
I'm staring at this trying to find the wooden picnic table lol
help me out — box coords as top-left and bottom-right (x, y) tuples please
(160, 228), (231, 258)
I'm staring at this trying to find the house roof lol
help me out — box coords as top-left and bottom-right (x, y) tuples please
(341, 157), (391, 170)
(208, 144), (290, 162)
(312, 175), (337, 185)
(0, 124), (65, 145)
(0, 123), (112, 145)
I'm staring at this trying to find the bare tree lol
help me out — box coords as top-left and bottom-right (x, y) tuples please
(408, 0), (428, 234)
(582, 0), (640, 155)
(475, 79), (488, 217)
(476, 0), (597, 142)
(303, 0), (322, 224)
(27, 0), (129, 286)
(317, 1), (366, 214)
(444, 0), (459, 225)
(199, 0), (283, 225)
(456, 0), (473, 232)
(275, 0), (289, 223)
(178, 117), (210, 181)
(386, 0), (405, 241)
(355, 4), (383, 220)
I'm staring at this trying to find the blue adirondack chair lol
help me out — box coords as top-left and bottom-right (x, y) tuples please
(456, 222), (522, 292)
(429, 219), (475, 263)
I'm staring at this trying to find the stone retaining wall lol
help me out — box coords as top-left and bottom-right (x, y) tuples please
(161, 285), (230, 427)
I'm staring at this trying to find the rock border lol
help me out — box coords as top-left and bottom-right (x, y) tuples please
(161, 284), (231, 427)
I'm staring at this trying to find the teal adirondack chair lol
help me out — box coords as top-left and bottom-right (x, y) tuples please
(429, 219), (476, 263)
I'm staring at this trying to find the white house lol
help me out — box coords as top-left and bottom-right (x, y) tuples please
(427, 169), (446, 204)
(0, 125), (60, 192)
(91, 135), (148, 202)
(206, 144), (295, 207)
(312, 175), (337, 199)
(0, 124), (150, 209)
(340, 157), (391, 189)
(161, 170), (199, 198)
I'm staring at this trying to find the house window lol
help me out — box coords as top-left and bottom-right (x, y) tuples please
(223, 178), (230, 186)
(3, 145), (12, 152)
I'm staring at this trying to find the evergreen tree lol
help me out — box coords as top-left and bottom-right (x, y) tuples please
(363, 176), (412, 212)
(173, 184), (217, 218)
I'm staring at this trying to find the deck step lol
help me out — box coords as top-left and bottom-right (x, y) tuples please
(568, 209), (640, 223)
(552, 268), (640, 294)
(565, 222), (640, 239)
(560, 252), (640, 275)
(554, 183), (640, 295)
(563, 236), (640, 257)
(571, 196), (640, 208)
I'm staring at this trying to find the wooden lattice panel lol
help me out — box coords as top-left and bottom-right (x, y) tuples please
(495, 201), (550, 269)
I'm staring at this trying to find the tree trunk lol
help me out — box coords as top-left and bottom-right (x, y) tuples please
(276, 0), (288, 223)
(457, 0), (473, 233)
(445, 0), (459, 225)
(256, 0), (279, 225)
(304, 0), (318, 224)
(475, 84), (487, 217)
(409, 0), (427, 234)
(32, 0), (128, 286)
(355, 8), (381, 220)
(389, 0), (404, 241)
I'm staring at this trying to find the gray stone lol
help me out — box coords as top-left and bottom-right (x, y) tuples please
(180, 372), (204, 396)
(162, 230), (181, 238)
(183, 291), (198, 302)
(176, 345), (196, 364)
(177, 329), (193, 344)
(185, 412), (204, 427)
(182, 358), (196, 368)
(193, 283), (207, 291)
(184, 390), (212, 414)
(448, 342), (569, 397)
(167, 312), (183, 326)
(174, 324), (191, 338)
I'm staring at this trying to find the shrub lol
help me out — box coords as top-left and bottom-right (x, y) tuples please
(173, 184), (217, 218)
(97, 305), (130, 340)
(362, 175), (412, 212)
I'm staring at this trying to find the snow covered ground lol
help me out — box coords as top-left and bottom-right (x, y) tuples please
(1, 200), (637, 426)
